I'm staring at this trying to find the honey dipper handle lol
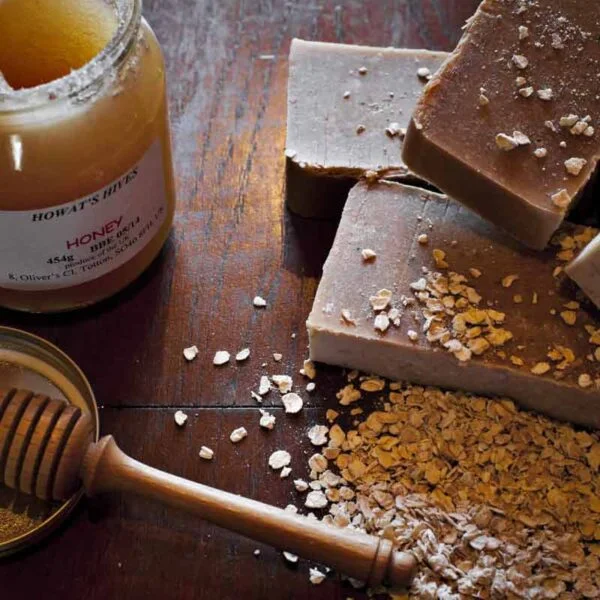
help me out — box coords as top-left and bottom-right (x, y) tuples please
(82, 436), (416, 589)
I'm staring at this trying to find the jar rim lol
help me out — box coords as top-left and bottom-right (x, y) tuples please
(0, 0), (142, 114)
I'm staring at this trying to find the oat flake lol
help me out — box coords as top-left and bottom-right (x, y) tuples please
(213, 351), (231, 366)
(269, 450), (291, 470)
(174, 410), (188, 427)
(282, 392), (303, 414)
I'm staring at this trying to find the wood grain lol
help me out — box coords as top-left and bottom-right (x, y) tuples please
(0, 1), (480, 597)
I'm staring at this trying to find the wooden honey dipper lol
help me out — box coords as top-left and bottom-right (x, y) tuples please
(0, 388), (416, 588)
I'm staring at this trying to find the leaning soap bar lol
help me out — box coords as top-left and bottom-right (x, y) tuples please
(286, 39), (447, 218)
(307, 181), (600, 427)
(402, 0), (600, 250)
(567, 234), (600, 309)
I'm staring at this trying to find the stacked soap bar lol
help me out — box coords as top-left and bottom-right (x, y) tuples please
(403, 0), (600, 250)
(286, 39), (447, 218)
(308, 181), (600, 427)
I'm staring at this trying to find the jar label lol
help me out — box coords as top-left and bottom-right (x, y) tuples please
(0, 140), (169, 291)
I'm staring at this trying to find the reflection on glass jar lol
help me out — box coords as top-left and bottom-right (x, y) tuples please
(0, 0), (176, 313)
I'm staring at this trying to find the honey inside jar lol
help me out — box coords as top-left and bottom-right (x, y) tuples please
(0, 0), (176, 313)
(0, 0), (117, 90)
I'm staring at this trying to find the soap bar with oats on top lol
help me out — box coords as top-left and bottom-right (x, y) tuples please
(286, 39), (447, 218)
(307, 180), (600, 427)
(402, 0), (600, 250)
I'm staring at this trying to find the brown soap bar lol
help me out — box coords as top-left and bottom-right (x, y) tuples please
(286, 39), (447, 218)
(402, 0), (600, 250)
(307, 181), (600, 427)
(567, 233), (600, 309)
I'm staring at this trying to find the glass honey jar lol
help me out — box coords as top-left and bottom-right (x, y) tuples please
(0, 0), (176, 313)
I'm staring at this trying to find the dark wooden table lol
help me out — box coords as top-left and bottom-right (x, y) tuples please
(2, 2), (479, 598)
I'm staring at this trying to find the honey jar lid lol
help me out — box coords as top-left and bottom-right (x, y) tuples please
(0, 327), (98, 557)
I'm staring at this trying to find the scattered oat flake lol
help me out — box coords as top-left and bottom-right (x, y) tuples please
(358, 66), (368, 75)
(294, 479), (309, 492)
(199, 446), (214, 460)
(512, 131), (531, 146)
(495, 133), (518, 151)
(534, 147), (547, 158)
(519, 86), (534, 98)
(531, 362), (551, 375)
(560, 114), (579, 128)
(512, 54), (529, 69)
(259, 409), (276, 430)
(309, 568), (326, 585)
(272, 375), (293, 394)
(571, 120), (589, 136)
(369, 289), (392, 311)
(308, 425), (329, 446)
(432, 249), (448, 269)
(308, 453), (327, 474)
(280, 467), (292, 478)
(469, 268), (482, 278)
(565, 157), (587, 176)
(560, 310), (577, 326)
(326, 409), (339, 423)
(303, 359), (317, 380)
(407, 329), (419, 342)
(174, 410), (188, 427)
(343, 90), (351, 99)
(213, 351), (230, 366)
(273, 353), (282, 362)
(536, 88), (553, 101)
(341, 309), (357, 325)
(417, 67), (431, 79)
(518, 25), (529, 39)
(269, 450), (291, 470)
(361, 248), (377, 261)
(501, 274), (519, 288)
(579, 374), (593, 389)
(306, 382), (316, 393)
(551, 189), (570, 209)
(259, 375), (271, 396)
(305, 490), (328, 509)
(515, 76), (527, 87)
(337, 384), (361, 406)
(417, 234), (429, 245)
(230, 427), (248, 443)
(253, 296), (267, 308)
(183, 345), (199, 361)
(374, 314), (390, 333)
(282, 392), (303, 414)
(236, 348), (251, 362)
(282, 551), (298, 564)
(360, 377), (386, 392)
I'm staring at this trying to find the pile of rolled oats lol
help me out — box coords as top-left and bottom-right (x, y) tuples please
(293, 372), (600, 599)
